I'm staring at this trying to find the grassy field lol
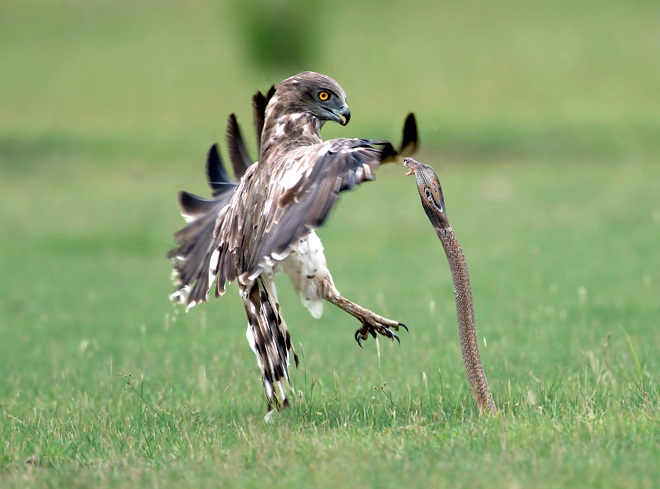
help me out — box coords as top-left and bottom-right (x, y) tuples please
(1, 1), (658, 488)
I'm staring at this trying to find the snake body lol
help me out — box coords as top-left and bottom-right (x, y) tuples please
(405, 158), (496, 415)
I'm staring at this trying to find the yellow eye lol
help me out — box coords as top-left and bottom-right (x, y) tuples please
(318, 91), (330, 101)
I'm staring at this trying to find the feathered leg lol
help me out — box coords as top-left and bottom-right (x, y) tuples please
(242, 275), (299, 413)
(281, 231), (407, 348)
(322, 290), (407, 347)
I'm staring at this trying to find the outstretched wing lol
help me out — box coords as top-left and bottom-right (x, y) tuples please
(170, 89), (275, 305)
(242, 139), (397, 283)
(211, 114), (418, 296)
(168, 144), (238, 303)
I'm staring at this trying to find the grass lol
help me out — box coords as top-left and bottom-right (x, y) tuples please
(2, 151), (657, 488)
(1, 0), (659, 487)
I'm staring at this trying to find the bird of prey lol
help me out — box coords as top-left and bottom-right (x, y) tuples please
(169, 72), (417, 412)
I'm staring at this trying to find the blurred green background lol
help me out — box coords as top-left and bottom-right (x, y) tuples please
(1, 1), (658, 487)
(2, 0), (658, 154)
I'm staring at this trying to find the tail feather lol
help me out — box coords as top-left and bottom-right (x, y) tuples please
(243, 277), (299, 411)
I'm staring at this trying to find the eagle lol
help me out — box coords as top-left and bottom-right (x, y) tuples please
(169, 72), (417, 413)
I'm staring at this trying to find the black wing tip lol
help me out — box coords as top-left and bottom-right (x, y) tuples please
(226, 113), (237, 143)
(399, 113), (418, 156)
(206, 142), (236, 195)
(253, 86), (276, 153)
(177, 190), (219, 219)
(252, 90), (266, 107)
(179, 190), (202, 206)
(226, 112), (252, 178)
(207, 143), (220, 165)
(380, 113), (418, 162)
(205, 143), (223, 190)
(252, 86), (275, 116)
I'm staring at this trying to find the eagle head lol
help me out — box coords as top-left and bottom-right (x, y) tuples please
(274, 72), (351, 126)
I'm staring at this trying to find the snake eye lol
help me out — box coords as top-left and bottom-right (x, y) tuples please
(318, 91), (330, 101)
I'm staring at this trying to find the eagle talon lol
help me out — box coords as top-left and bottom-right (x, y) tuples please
(354, 330), (365, 348)
(354, 318), (407, 347)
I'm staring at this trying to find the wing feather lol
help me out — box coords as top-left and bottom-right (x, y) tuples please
(226, 114), (252, 179)
(206, 143), (236, 196)
(239, 138), (399, 285)
(253, 87), (275, 153)
(169, 142), (240, 305)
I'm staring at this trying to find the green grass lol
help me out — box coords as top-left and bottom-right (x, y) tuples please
(2, 150), (657, 488)
(1, 0), (659, 487)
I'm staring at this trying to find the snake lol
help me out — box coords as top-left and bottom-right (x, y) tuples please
(404, 157), (497, 415)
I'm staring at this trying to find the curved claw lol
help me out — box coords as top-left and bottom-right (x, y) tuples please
(354, 330), (364, 348)
(398, 322), (409, 332)
(388, 330), (400, 344)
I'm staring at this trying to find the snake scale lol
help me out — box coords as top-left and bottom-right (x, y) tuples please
(405, 158), (497, 415)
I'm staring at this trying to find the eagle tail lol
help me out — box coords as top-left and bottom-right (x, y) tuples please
(243, 276), (299, 412)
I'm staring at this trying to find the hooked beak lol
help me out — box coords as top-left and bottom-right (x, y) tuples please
(333, 105), (351, 126)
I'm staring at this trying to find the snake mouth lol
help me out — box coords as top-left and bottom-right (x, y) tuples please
(403, 158), (416, 176)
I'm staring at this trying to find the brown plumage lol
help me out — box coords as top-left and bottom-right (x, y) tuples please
(404, 158), (496, 416)
(169, 72), (417, 413)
